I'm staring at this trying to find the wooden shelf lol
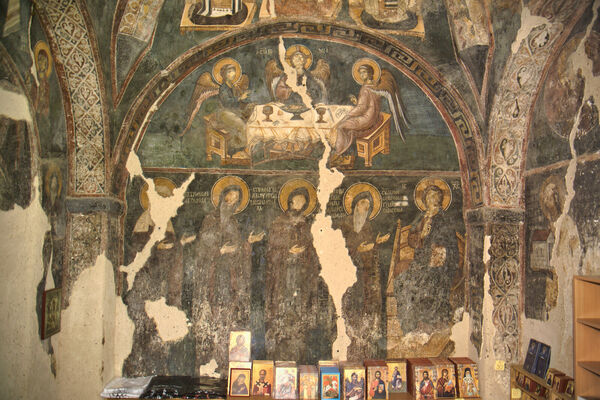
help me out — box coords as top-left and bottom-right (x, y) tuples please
(579, 362), (600, 377)
(579, 319), (600, 331)
(576, 276), (600, 285)
(512, 364), (549, 387)
(510, 364), (572, 400)
(574, 276), (600, 398)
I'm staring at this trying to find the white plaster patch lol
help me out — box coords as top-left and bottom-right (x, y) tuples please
(582, 246), (600, 275)
(449, 309), (470, 356)
(478, 270), (509, 398)
(311, 155), (356, 359)
(274, 36), (356, 359)
(400, 331), (431, 347)
(113, 284), (135, 380)
(199, 359), (220, 378)
(519, 2), (600, 377)
(0, 86), (32, 122)
(511, 2), (549, 54)
(54, 253), (116, 399)
(277, 37), (313, 109)
(145, 297), (189, 342)
(0, 176), (58, 399)
(27, 11), (39, 87)
(121, 151), (195, 288)
(483, 235), (491, 264)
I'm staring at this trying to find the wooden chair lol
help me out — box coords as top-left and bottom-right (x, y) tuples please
(355, 112), (391, 167)
(203, 113), (251, 166)
(204, 113), (229, 162)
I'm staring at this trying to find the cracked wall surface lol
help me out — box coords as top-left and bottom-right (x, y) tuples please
(2, 1), (600, 400)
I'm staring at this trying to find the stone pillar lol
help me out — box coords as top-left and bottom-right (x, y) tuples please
(466, 207), (524, 363)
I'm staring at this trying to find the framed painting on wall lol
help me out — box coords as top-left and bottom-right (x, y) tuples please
(41, 287), (61, 339)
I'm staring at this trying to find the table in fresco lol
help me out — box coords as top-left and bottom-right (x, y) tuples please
(245, 103), (352, 155)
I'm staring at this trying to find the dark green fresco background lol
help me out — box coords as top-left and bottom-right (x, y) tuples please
(137, 38), (459, 171)
(123, 171), (465, 362)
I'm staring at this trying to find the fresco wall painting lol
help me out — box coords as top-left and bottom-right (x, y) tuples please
(111, 22), (480, 374)
(8, 1), (600, 398)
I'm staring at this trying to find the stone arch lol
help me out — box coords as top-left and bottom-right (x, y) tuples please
(110, 21), (485, 205)
(35, 0), (111, 195)
(487, 1), (592, 208)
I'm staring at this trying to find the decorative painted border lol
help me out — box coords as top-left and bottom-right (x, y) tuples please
(487, 1), (591, 207)
(488, 223), (521, 363)
(110, 0), (165, 107)
(444, 0), (495, 117)
(35, 0), (110, 195)
(111, 20), (484, 206)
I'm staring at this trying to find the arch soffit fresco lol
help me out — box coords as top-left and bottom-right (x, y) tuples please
(487, 0), (592, 208)
(35, 0), (111, 196)
(111, 20), (485, 208)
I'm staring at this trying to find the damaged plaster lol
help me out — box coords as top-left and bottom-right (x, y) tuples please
(0, 85), (32, 123)
(521, 0), (600, 376)
(511, 2), (549, 54)
(121, 151), (194, 288)
(275, 35), (357, 360)
(477, 270), (508, 398)
(199, 359), (220, 378)
(145, 297), (189, 342)
(0, 177), (57, 399)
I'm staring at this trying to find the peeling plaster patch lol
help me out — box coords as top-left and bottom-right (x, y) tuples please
(278, 37), (313, 109)
(582, 246), (600, 275)
(312, 151), (355, 360)
(0, 86), (32, 122)
(520, 2), (600, 377)
(511, 2), (549, 54)
(450, 310), (470, 356)
(145, 297), (189, 342)
(121, 151), (195, 288)
(27, 10), (39, 88)
(483, 235), (491, 264)
(274, 36), (356, 359)
(401, 331), (431, 347)
(199, 359), (220, 378)
(54, 252), (115, 399)
(113, 286), (135, 378)
(0, 176), (58, 399)
(478, 270), (509, 399)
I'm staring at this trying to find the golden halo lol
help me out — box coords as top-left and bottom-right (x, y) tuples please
(285, 44), (313, 70)
(414, 178), (452, 212)
(343, 182), (382, 220)
(212, 57), (242, 85)
(211, 176), (250, 214)
(352, 58), (381, 85)
(278, 178), (318, 217)
(539, 174), (565, 222)
(44, 163), (62, 199)
(139, 177), (176, 210)
(34, 41), (52, 78)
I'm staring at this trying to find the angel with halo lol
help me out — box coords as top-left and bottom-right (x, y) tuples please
(265, 44), (330, 108)
(180, 57), (254, 159)
(331, 58), (410, 167)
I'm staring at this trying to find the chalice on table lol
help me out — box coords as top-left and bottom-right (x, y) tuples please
(316, 106), (326, 123)
(262, 105), (273, 122)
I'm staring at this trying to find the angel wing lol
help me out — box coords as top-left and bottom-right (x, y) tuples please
(180, 72), (219, 137)
(373, 69), (410, 142)
(311, 59), (330, 86)
(265, 59), (283, 100)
